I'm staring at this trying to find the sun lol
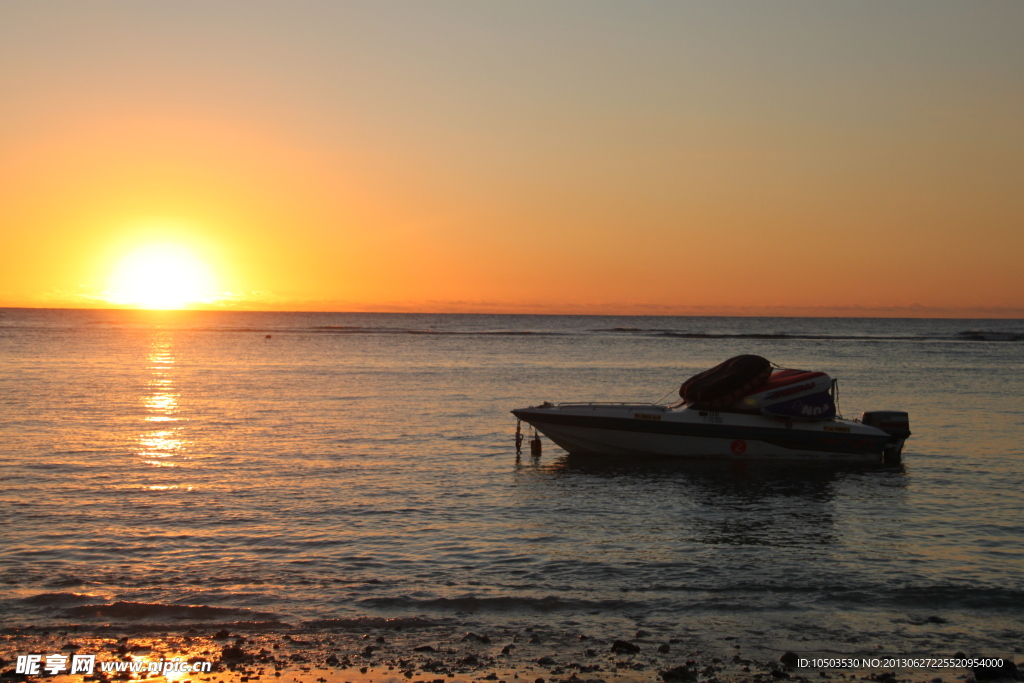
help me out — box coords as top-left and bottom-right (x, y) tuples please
(109, 244), (218, 309)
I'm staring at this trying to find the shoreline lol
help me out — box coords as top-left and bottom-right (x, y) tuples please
(1, 622), (1010, 683)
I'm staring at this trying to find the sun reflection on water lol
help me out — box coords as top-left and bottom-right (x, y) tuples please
(138, 336), (187, 465)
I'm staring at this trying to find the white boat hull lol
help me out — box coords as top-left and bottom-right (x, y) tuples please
(513, 403), (897, 465)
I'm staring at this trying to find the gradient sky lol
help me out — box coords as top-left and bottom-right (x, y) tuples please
(2, 1), (1022, 316)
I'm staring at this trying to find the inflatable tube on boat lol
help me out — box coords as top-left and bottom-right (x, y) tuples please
(735, 369), (832, 410)
(680, 355), (772, 409)
(760, 390), (836, 420)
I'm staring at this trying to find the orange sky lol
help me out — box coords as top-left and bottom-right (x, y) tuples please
(1, 2), (1022, 317)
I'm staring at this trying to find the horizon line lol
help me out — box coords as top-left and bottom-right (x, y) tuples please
(2, 303), (1023, 320)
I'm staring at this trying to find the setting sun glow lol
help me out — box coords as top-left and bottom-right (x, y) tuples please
(108, 245), (218, 310)
(1, 4), (1022, 317)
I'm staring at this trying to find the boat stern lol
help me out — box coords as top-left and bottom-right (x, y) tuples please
(861, 411), (911, 464)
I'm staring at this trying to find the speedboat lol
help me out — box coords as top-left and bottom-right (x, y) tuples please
(512, 356), (911, 465)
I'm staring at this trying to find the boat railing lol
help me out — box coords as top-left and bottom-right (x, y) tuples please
(553, 402), (669, 411)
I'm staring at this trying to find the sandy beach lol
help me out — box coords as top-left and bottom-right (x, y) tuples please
(2, 620), (1006, 683)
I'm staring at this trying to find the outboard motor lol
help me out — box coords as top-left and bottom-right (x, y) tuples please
(862, 411), (911, 465)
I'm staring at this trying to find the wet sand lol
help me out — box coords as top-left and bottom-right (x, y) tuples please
(0, 622), (994, 683)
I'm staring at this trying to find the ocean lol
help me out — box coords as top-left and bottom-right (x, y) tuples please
(2, 308), (1022, 662)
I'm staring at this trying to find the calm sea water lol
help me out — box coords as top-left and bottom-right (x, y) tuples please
(2, 309), (1022, 658)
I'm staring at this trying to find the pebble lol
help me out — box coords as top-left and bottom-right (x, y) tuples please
(611, 640), (640, 654)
